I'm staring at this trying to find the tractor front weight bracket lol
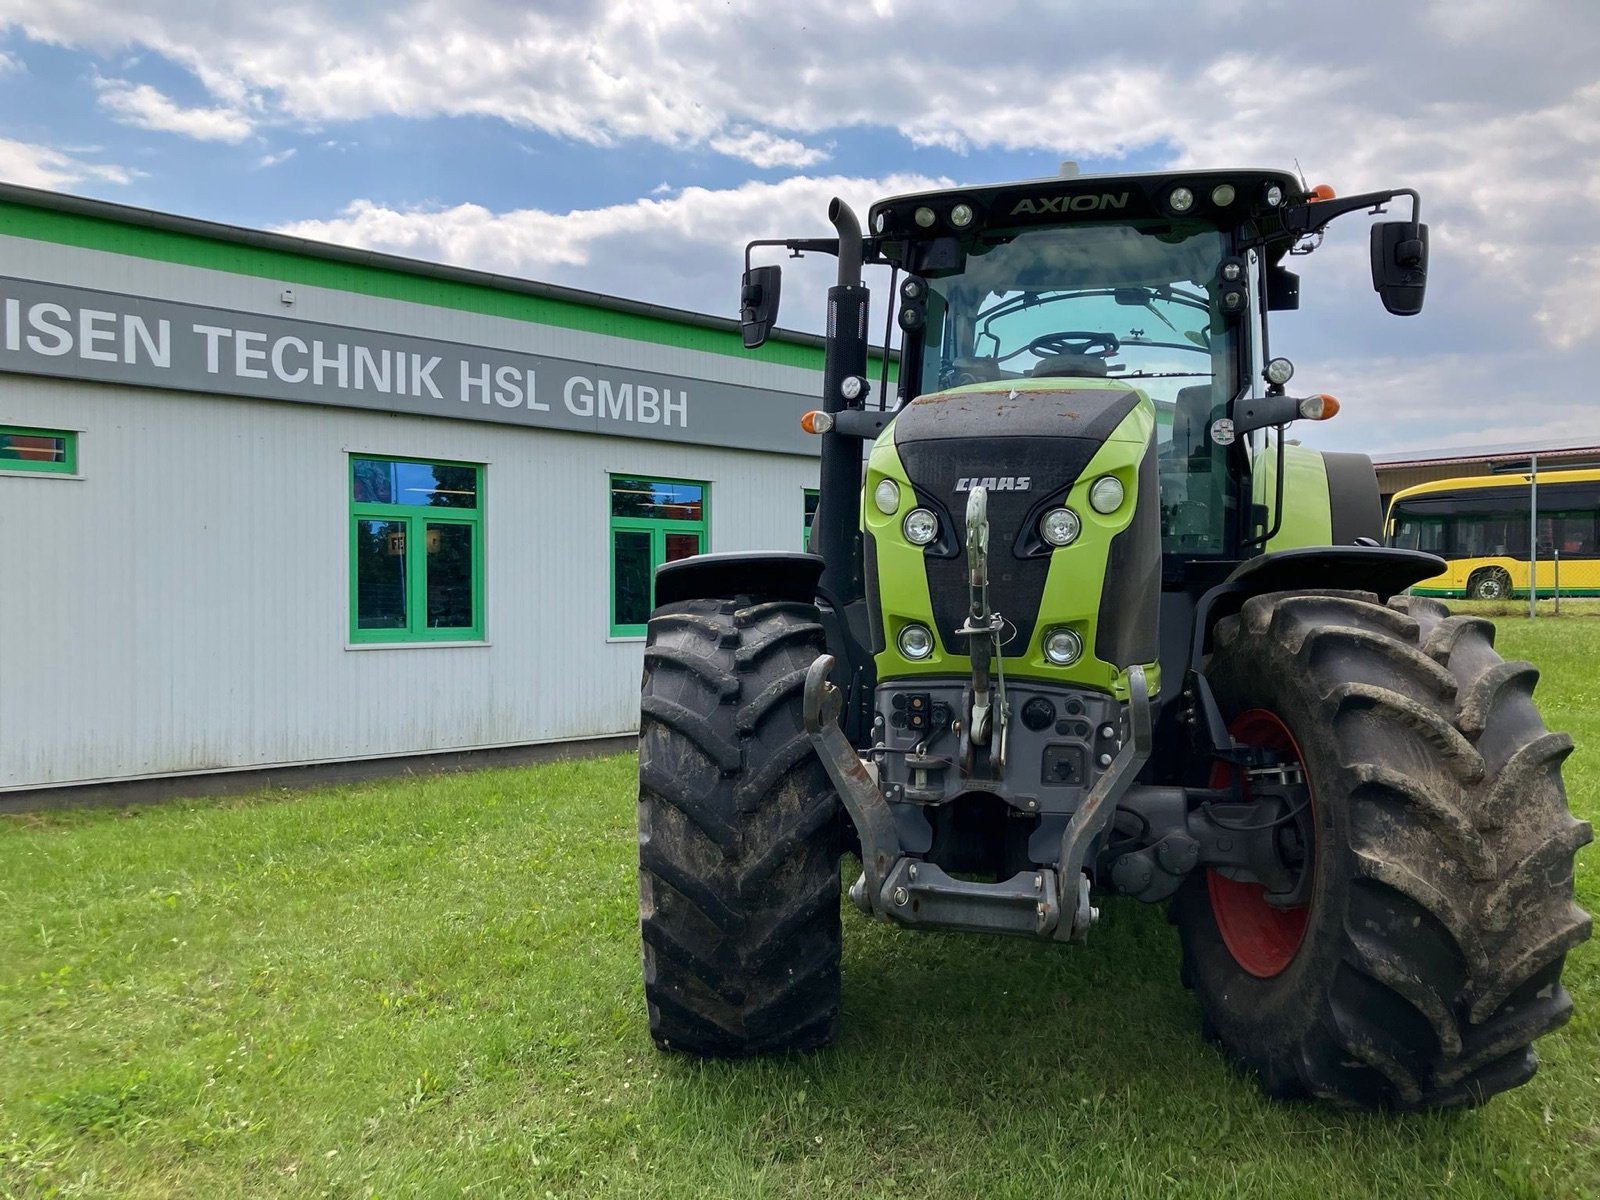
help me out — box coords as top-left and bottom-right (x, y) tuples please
(803, 654), (1154, 942)
(1056, 664), (1153, 940)
(804, 654), (902, 915)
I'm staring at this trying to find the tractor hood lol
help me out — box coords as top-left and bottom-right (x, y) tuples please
(883, 377), (1152, 659)
(894, 377), (1148, 450)
(891, 377), (1146, 523)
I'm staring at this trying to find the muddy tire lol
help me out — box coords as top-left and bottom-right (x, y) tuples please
(637, 596), (842, 1056)
(1468, 568), (1512, 601)
(1173, 590), (1591, 1109)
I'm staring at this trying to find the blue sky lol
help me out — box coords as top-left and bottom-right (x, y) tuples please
(1, 0), (1597, 455)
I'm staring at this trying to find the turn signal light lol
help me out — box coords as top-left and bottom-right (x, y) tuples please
(801, 410), (833, 434)
(1308, 183), (1336, 202)
(1298, 394), (1341, 420)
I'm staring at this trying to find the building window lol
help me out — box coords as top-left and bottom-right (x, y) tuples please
(0, 426), (76, 474)
(610, 475), (707, 636)
(803, 487), (820, 550)
(350, 456), (483, 643)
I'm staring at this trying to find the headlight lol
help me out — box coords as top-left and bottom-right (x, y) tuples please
(1044, 629), (1083, 666)
(898, 624), (934, 660)
(873, 479), (901, 514)
(1265, 356), (1295, 386)
(1040, 507), (1081, 547)
(1089, 476), (1124, 515)
(903, 508), (938, 546)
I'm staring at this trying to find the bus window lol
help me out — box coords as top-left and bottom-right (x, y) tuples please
(1392, 512), (1445, 553)
(1553, 512), (1597, 556)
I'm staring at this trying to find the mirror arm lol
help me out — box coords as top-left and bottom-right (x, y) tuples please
(1284, 187), (1421, 236)
(743, 237), (840, 273)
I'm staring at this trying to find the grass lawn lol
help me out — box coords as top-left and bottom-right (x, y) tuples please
(2, 613), (1597, 1198)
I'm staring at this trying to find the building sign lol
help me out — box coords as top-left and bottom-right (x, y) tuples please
(0, 276), (820, 456)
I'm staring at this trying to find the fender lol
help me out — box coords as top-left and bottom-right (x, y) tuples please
(653, 551), (823, 606)
(654, 550), (878, 748)
(1190, 545), (1446, 669)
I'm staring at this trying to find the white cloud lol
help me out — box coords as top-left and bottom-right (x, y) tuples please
(0, 138), (133, 188)
(274, 172), (948, 319)
(2, 0), (1598, 449)
(1295, 347), (1600, 457)
(707, 128), (827, 169)
(255, 147), (296, 168)
(0, 48), (21, 74)
(3, 1), (1594, 340)
(96, 80), (254, 143)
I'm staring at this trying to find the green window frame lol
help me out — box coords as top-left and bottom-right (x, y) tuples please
(610, 475), (709, 637)
(349, 455), (484, 644)
(803, 487), (820, 551)
(0, 425), (76, 474)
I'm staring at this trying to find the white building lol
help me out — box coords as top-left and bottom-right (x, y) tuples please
(0, 185), (844, 802)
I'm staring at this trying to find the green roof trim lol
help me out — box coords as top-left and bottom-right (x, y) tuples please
(0, 186), (895, 378)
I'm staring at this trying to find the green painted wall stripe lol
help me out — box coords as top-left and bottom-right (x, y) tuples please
(0, 198), (897, 377)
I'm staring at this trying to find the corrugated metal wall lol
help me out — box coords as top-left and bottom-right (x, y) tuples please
(0, 376), (818, 788)
(0, 232), (823, 790)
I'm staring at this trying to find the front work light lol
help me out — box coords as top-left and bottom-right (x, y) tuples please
(1167, 186), (1195, 213)
(1089, 476), (1124, 514)
(1040, 507), (1081, 547)
(874, 478), (901, 514)
(899, 624), (935, 660)
(903, 508), (939, 546)
(1044, 628), (1083, 666)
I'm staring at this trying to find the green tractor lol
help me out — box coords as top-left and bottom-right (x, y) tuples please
(636, 168), (1591, 1109)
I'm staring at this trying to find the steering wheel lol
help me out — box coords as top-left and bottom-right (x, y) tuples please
(1027, 331), (1121, 359)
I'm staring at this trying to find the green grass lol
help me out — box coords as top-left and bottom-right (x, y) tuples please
(2, 614), (1597, 1198)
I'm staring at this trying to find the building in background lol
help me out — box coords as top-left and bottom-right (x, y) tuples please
(1372, 437), (1600, 512)
(0, 185), (862, 801)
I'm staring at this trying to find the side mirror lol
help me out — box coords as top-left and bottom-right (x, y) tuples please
(1371, 221), (1428, 316)
(740, 264), (782, 348)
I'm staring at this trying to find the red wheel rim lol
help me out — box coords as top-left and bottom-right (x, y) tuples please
(1206, 709), (1313, 978)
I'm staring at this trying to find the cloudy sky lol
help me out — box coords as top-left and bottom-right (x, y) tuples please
(1, 0), (1597, 455)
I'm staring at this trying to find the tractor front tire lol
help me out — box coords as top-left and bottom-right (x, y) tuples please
(637, 596), (842, 1056)
(1174, 590), (1591, 1109)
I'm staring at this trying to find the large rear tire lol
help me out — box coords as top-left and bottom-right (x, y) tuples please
(638, 596), (842, 1056)
(1173, 590), (1591, 1109)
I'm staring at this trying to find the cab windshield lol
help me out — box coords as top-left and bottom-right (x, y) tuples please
(916, 220), (1240, 554)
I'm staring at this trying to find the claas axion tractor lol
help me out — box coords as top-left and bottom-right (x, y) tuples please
(635, 167), (1592, 1109)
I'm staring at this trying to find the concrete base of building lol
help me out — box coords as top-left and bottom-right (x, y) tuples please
(0, 734), (639, 813)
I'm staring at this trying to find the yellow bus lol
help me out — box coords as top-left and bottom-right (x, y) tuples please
(1385, 468), (1600, 599)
